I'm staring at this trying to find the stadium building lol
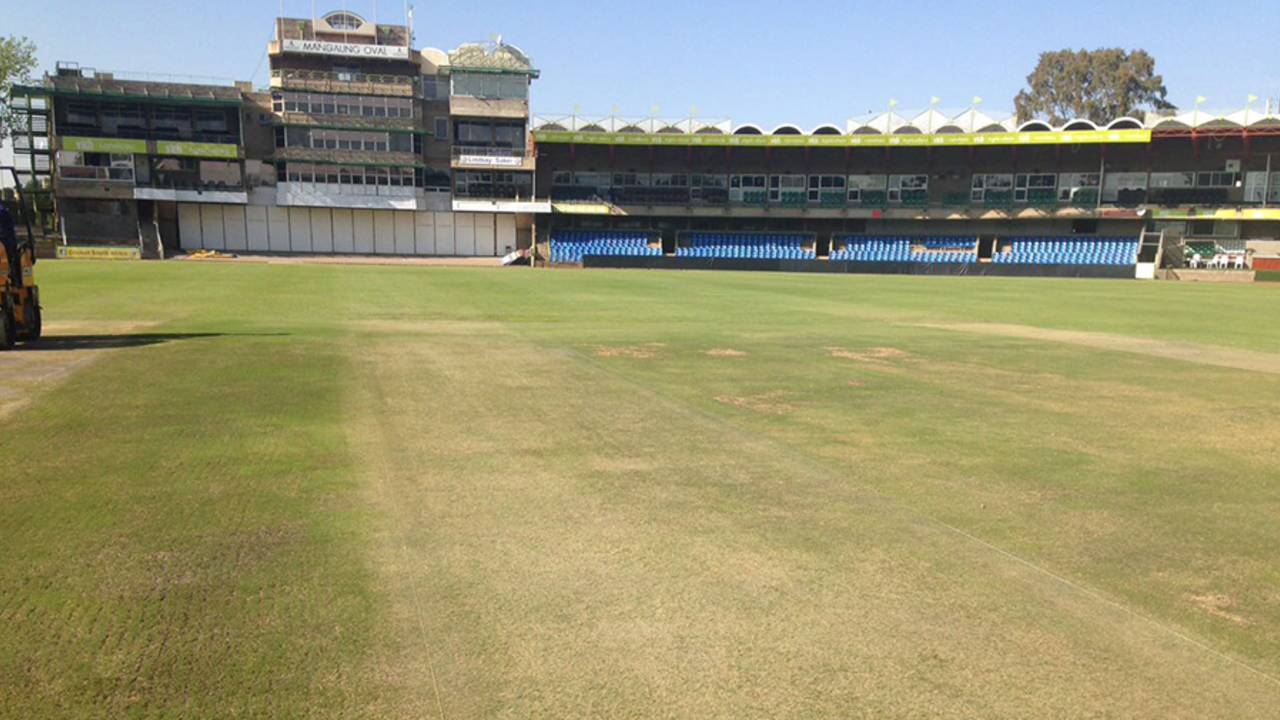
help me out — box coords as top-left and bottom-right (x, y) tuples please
(10, 10), (543, 258)
(8, 9), (1280, 275)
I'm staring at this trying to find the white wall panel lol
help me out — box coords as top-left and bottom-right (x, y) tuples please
(223, 205), (248, 251)
(496, 213), (517, 256)
(267, 206), (291, 252)
(474, 213), (495, 257)
(245, 205), (269, 251)
(199, 205), (225, 250)
(454, 213), (475, 256)
(178, 204), (203, 250)
(434, 212), (455, 255)
(394, 212), (415, 255)
(310, 208), (333, 253)
(332, 209), (355, 253)
(352, 210), (375, 254)
(414, 211), (436, 255)
(373, 210), (396, 255)
(288, 207), (312, 253)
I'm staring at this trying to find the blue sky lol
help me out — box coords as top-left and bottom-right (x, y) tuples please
(8, 0), (1280, 127)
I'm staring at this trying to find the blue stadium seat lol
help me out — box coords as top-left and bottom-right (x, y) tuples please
(675, 232), (816, 260)
(997, 236), (1139, 266)
(550, 230), (663, 263)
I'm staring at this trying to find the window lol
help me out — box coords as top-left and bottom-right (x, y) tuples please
(494, 125), (524, 149)
(1102, 172), (1148, 201)
(451, 72), (528, 101)
(1148, 172), (1193, 189)
(325, 12), (362, 30)
(434, 117), (448, 141)
(66, 102), (98, 126)
(1243, 171), (1280, 203)
(970, 174), (1013, 202)
(1057, 172), (1100, 202)
(1196, 171), (1238, 188)
(1014, 173), (1057, 202)
(888, 174), (928, 203)
(846, 174), (887, 202)
(423, 76), (442, 100)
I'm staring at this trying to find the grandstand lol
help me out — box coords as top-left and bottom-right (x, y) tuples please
(534, 106), (1280, 278)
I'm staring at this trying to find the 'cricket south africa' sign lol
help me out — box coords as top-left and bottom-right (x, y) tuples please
(282, 39), (410, 60)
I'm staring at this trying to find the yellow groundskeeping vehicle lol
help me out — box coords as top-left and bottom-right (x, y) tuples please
(1, 166), (42, 350)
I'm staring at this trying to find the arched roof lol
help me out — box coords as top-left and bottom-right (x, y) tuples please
(1061, 119), (1098, 131)
(449, 40), (534, 73)
(1017, 120), (1053, 132)
(1106, 117), (1142, 130)
(733, 124), (763, 135)
(811, 124), (842, 135)
(771, 124), (803, 135)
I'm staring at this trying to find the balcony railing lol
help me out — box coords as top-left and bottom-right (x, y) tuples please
(59, 166), (136, 182)
(56, 125), (240, 145)
(270, 68), (417, 96)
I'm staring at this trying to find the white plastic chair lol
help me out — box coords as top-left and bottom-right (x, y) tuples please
(1189, 253), (1202, 268)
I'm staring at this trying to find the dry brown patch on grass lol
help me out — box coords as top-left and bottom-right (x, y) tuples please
(1189, 594), (1251, 625)
(706, 348), (747, 358)
(912, 322), (1280, 375)
(0, 321), (155, 419)
(826, 346), (911, 363)
(350, 319), (507, 336)
(594, 345), (660, 359)
(714, 390), (793, 415)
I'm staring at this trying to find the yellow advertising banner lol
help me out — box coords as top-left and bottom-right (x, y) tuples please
(56, 245), (142, 261)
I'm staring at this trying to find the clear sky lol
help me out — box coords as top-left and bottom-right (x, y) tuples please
(7, 0), (1280, 128)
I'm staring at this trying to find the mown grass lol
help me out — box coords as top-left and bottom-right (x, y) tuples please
(1, 261), (1278, 718)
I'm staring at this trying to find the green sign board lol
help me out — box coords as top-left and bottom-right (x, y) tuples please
(533, 128), (1152, 149)
(61, 136), (148, 154)
(155, 141), (240, 159)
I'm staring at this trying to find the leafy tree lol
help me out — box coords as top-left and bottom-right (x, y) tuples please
(0, 35), (38, 142)
(1014, 49), (1174, 125)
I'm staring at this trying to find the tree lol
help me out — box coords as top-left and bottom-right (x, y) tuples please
(1014, 49), (1174, 125)
(0, 35), (39, 142)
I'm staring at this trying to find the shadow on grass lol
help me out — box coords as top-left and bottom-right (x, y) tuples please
(23, 333), (289, 351)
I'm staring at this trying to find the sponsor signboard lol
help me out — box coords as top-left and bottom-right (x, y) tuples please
(282, 38), (410, 60)
(61, 136), (148, 154)
(56, 245), (142, 260)
(155, 141), (240, 159)
(457, 154), (524, 168)
(533, 129), (1153, 149)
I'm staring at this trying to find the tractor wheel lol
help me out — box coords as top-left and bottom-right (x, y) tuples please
(0, 303), (15, 351)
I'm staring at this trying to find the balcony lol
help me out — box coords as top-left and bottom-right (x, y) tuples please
(59, 165), (135, 182)
(451, 146), (536, 171)
(270, 68), (416, 98)
(449, 95), (529, 120)
(276, 111), (417, 132)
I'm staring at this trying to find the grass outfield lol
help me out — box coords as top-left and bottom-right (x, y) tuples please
(1, 261), (1278, 717)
